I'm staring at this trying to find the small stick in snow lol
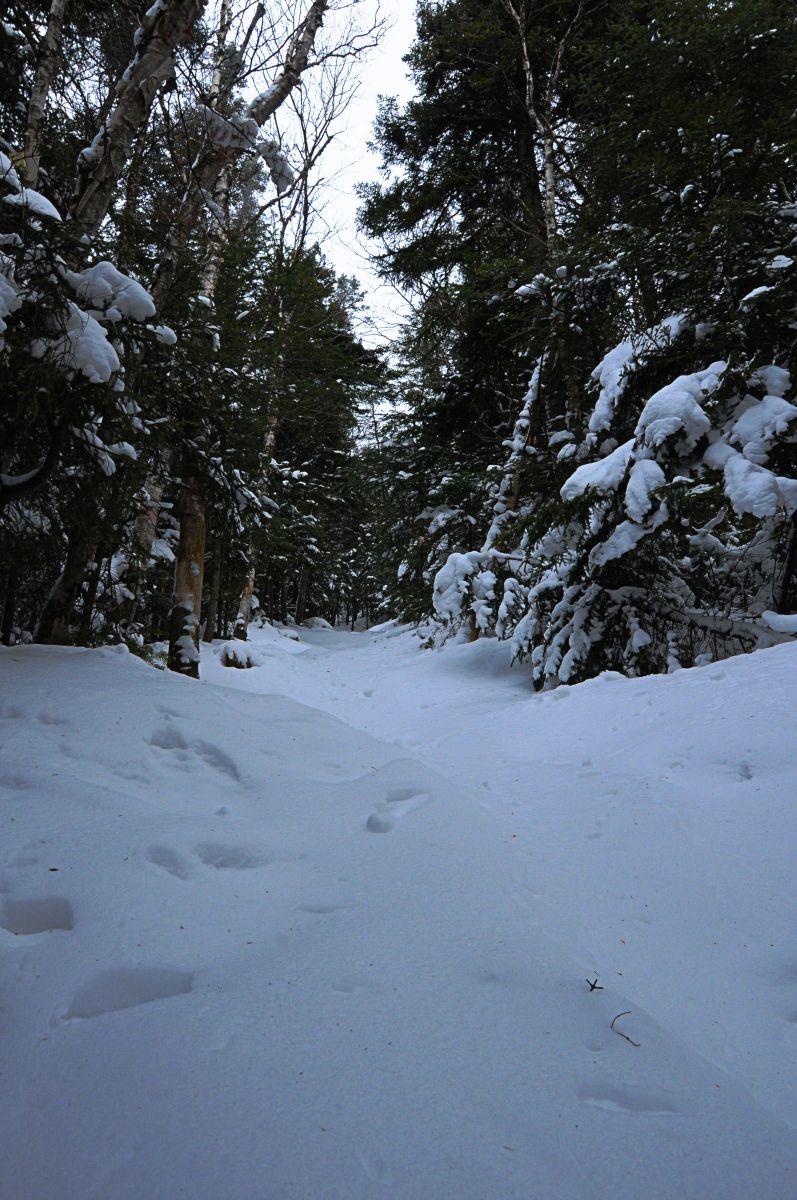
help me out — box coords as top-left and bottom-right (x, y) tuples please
(586, 978), (603, 991)
(610, 1011), (640, 1047)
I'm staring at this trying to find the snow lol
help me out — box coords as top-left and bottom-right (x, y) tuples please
(749, 364), (791, 397)
(588, 314), (688, 436)
(624, 457), (665, 521)
(730, 394), (797, 463)
(705, 442), (797, 517)
(761, 610), (797, 634)
(589, 338), (636, 434)
(199, 105), (259, 152)
(739, 285), (774, 307)
(432, 549), (483, 622)
(1, 631), (796, 1199)
(2, 186), (62, 221)
(64, 262), (156, 322)
(35, 302), (121, 383)
(0, 149), (21, 192)
(589, 516), (650, 566)
(636, 362), (725, 450)
(0, 257), (22, 341)
(151, 323), (177, 345)
(259, 138), (294, 195)
(560, 438), (634, 501)
(217, 624), (307, 663)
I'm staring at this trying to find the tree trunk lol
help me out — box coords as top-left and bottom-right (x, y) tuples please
(36, 533), (96, 643)
(165, 0), (233, 675)
(295, 564), (309, 626)
(1, 568), (19, 646)
(777, 512), (797, 612)
(203, 539), (222, 643)
(233, 557), (257, 640)
(121, 477), (164, 630)
(167, 474), (205, 676)
(151, 0), (329, 309)
(78, 549), (104, 642)
(70, 0), (207, 239)
(232, 414), (279, 641)
(21, 0), (68, 188)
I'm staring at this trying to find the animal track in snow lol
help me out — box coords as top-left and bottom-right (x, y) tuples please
(1, 896), (74, 935)
(578, 1082), (680, 1114)
(146, 845), (192, 880)
(194, 842), (268, 870)
(0, 772), (34, 792)
(365, 787), (431, 833)
(149, 727), (241, 781)
(64, 967), (193, 1019)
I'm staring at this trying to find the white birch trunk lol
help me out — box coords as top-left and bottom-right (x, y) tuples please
(70, 0), (207, 238)
(21, 0), (68, 188)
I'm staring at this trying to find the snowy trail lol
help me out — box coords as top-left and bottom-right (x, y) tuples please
(1, 634), (796, 1198)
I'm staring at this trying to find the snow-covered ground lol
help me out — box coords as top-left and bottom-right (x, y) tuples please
(1, 627), (796, 1199)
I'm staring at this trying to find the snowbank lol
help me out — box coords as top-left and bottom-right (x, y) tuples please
(1, 637), (795, 1199)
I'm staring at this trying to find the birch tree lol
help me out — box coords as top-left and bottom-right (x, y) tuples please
(20, 0), (68, 188)
(164, 0), (383, 672)
(70, 0), (208, 238)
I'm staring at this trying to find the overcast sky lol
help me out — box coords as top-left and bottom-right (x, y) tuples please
(320, 3), (417, 344)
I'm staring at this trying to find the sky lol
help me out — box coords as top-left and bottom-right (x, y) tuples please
(319, 3), (417, 345)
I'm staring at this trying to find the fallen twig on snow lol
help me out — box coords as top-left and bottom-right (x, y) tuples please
(611, 1011), (640, 1047)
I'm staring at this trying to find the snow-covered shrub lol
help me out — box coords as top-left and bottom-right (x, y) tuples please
(0, 163), (166, 508)
(219, 639), (262, 668)
(433, 288), (797, 684)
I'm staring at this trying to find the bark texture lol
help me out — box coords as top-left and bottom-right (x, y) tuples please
(21, 0), (68, 188)
(35, 533), (96, 643)
(203, 540), (222, 642)
(233, 414), (279, 640)
(152, 0), (328, 309)
(120, 478), (165, 630)
(70, 0), (207, 238)
(166, 474), (205, 677)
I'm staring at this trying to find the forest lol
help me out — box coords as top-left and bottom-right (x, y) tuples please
(2, 0), (796, 682)
(2, 3), (797, 1199)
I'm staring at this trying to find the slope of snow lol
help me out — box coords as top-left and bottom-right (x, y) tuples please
(1, 633), (796, 1199)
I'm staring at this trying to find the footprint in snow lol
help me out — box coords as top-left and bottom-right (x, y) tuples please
(0, 773), (34, 793)
(63, 966), (193, 1020)
(194, 842), (269, 870)
(149, 727), (241, 782)
(365, 787), (431, 833)
(146, 845), (192, 880)
(578, 1082), (680, 1114)
(0, 895), (74, 935)
(37, 711), (69, 727)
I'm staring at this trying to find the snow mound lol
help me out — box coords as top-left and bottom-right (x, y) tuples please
(219, 640), (262, 669)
